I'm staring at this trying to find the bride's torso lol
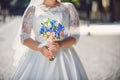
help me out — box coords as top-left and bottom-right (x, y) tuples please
(32, 3), (70, 43)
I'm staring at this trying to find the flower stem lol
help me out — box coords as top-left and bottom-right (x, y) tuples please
(49, 58), (55, 61)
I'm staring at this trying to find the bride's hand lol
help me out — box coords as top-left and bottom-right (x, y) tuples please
(40, 46), (55, 59)
(48, 41), (61, 52)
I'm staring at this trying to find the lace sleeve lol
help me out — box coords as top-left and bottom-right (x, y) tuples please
(20, 6), (35, 43)
(67, 3), (80, 44)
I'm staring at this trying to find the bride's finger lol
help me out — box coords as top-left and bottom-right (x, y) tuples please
(49, 49), (57, 53)
(47, 55), (52, 59)
(45, 52), (54, 59)
(48, 46), (55, 50)
(49, 50), (55, 55)
(48, 43), (56, 47)
(49, 42), (58, 46)
(49, 42), (59, 47)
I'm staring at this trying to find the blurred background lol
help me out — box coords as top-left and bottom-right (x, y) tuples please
(0, 0), (120, 80)
(0, 0), (120, 23)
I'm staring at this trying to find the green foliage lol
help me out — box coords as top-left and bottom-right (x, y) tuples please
(23, 0), (30, 3)
(61, 0), (80, 8)
(10, 0), (17, 5)
(10, 0), (30, 5)
(71, 0), (80, 7)
(61, 0), (71, 2)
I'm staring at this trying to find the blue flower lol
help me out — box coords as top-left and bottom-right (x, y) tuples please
(53, 30), (59, 37)
(47, 27), (53, 32)
(50, 20), (56, 27)
(39, 27), (45, 34)
(58, 24), (65, 31)
(44, 27), (47, 31)
(39, 19), (65, 40)
(46, 28), (49, 32)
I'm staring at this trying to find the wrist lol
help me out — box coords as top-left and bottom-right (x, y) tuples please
(37, 42), (48, 52)
(59, 41), (63, 48)
(37, 47), (42, 52)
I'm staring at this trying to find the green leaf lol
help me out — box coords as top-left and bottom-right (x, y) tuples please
(43, 34), (48, 39)
(52, 26), (57, 30)
(49, 58), (55, 61)
(41, 23), (44, 26)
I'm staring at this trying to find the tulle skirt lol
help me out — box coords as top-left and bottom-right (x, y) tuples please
(12, 47), (88, 80)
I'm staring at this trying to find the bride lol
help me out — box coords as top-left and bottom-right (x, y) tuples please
(12, 0), (88, 80)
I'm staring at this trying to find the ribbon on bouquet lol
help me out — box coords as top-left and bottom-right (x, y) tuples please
(38, 41), (49, 48)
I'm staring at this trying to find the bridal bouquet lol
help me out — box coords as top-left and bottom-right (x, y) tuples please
(37, 18), (65, 61)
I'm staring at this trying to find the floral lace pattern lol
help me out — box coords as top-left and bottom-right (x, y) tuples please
(21, 6), (35, 43)
(67, 3), (80, 42)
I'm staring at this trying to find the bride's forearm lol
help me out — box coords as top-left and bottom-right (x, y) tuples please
(59, 37), (77, 48)
(23, 38), (42, 51)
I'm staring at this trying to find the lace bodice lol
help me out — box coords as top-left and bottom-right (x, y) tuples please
(21, 2), (80, 44)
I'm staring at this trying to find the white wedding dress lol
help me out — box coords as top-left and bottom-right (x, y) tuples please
(12, 2), (88, 80)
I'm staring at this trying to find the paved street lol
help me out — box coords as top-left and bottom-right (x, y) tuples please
(0, 17), (120, 80)
(75, 35), (120, 80)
